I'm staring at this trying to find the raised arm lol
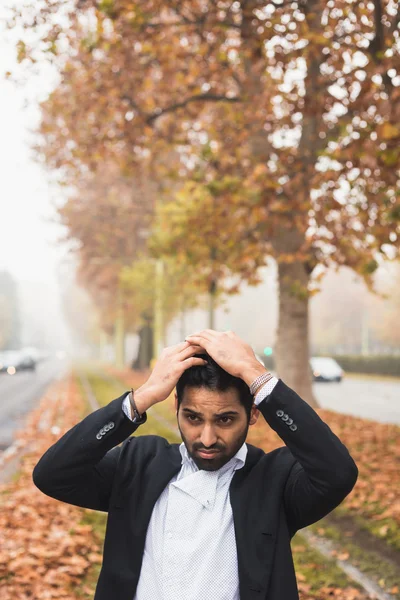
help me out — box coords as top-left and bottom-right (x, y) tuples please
(32, 392), (145, 511)
(257, 379), (358, 537)
(33, 342), (206, 511)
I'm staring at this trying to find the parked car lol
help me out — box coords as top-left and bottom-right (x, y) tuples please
(0, 350), (36, 374)
(19, 350), (37, 371)
(0, 351), (21, 374)
(310, 357), (343, 382)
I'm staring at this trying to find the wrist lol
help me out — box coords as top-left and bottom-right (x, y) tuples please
(241, 362), (270, 388)
(131, 385), (157, 416)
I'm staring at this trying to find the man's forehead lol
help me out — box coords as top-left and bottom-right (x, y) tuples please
(180, 386), (243, 413)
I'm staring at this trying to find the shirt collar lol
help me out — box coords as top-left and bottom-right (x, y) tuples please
(179, 441), (248, 472)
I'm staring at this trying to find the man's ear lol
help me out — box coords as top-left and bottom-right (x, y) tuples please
(249, 403), (260, 426)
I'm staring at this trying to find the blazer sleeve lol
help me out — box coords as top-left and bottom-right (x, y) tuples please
(257, 379), (358, 537)
(32, 391), (146, 512)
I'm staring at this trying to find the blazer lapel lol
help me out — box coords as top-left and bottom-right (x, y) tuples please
(230, 444), (278, 599)
(131, 443), (182, 537)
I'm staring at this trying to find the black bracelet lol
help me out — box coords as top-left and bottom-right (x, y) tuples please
(130, 388), (144, 422)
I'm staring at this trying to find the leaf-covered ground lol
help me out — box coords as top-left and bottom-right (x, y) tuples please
(0, 376), (101, 600)
(249, 400), (400, 552)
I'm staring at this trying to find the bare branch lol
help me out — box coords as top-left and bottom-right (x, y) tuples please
(146, 93), (241, 124)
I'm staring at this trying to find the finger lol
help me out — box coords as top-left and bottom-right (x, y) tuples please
(184, 335), (209, 349)
(179, 344), (205, 359)
(166, 341), (191, 354)
(180, 344), (204, 354)
(181, 356), (208, 370)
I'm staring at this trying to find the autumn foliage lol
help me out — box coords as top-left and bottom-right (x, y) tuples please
(9, 0), (400, 400)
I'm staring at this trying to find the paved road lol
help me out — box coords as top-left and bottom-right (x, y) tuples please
(0, 358), (69, 449)
(313, 376), (400, 425)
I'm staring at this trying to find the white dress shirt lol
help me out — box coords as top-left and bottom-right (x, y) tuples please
(122, 376), (279, 600)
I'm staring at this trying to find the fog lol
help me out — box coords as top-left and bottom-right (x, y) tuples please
(0, 4), (72, 354)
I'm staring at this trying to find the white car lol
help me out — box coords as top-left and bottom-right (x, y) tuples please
(310, 357), (343, 383)
(0, 350), (36, 374)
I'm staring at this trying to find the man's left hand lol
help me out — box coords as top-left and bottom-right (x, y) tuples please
(185, 329), (267, 385)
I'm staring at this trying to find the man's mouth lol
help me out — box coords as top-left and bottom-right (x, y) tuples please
(196, 450), (221, 458)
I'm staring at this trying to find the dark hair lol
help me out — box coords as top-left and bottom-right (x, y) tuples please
(176, 354), (254, 420)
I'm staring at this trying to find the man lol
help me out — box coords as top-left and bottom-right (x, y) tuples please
(33, 330), (358, 600)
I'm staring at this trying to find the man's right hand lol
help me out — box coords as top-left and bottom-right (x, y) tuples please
(133, 341), (207, 415)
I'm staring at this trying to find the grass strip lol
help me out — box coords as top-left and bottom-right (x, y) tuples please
(292, 532), (365, 596)
(332, 505), (400, 555)
(307, 519), (400, 599)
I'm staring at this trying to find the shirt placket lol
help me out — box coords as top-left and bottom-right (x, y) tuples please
(162, 485), (191, 599)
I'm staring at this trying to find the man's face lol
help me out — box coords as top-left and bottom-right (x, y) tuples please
(175, 386), (259, 472)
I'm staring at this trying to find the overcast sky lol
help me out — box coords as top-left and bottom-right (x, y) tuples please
(0, 2), (67, 283)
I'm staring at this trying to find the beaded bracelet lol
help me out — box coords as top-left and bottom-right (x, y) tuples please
(249, 372), (273, 396)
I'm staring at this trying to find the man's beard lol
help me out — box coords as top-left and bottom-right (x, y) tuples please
(177, 419), (249, 472)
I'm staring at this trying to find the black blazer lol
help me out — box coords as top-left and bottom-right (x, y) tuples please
(33, 378), (358, 600)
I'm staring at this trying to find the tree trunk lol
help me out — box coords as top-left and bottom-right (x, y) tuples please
(275, 258), (318, 406)
(153, 258), (164, 359)
(272, 0), (324, 406)
(132, 318), (153, 370)
(208, 279), (217, 329)
(238, 0), (322, 405)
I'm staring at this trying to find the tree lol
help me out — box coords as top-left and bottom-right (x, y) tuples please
(12, 0), (400, 404)
(150, 172), (267, 326)
(57, 163), (157, 364)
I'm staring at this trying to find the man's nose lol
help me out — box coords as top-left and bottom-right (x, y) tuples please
(199, 424), (218, 448)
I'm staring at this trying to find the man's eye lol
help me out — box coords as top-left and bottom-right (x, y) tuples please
(186, 415), (233, 424)
(219, 417), (232, 424)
